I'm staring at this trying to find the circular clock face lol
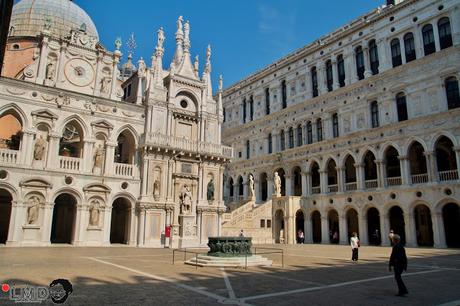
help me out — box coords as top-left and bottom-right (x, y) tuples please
(64, 58), (95, 87)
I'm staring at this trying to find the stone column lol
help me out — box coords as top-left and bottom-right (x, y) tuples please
(301, 171), (308, 197)
(317, 62), (327, 95)
(359, 215), (368, 245)
(305, 216), (313, 243)
(306, 171), (312, 195)
(331, 56), (340, 90)
(137, 208), (146, 246)
(102, 206), (112, 246)
(104, 142), (117, 176)
(355, 163), (364, 190)
(363, 46), (372, 78)
(285, 175), (292, 196)
(451, 8), (460, 45)
(377, 38), (391, 72)
(41, 202), (54, 245)
(424, 151), (436, 182)
(217, 211), (222, 237)
(381, 211), (390, 246)
(110, 51), (121, 100)
(344, 50), (355, 85)
(319, 170), (327, 194)
(21, 131), (35, 166)
(375, 159), (385, 188)
(36, 34), (49, 84)
(336, 166), (344, 193)
(129, 207), (138, 246)
(305, 69), (313, 98)
(339, 215), (347, 245)
(454, 147), (460, 179)
(93, 52), (103, 96)
(414, 25), (425, 59)
(242, 177), (248, 200)
(196, 210), (202, 244)
(405, 212), (416, 247)
(433, 22), (441, 52)
(267, 175), (274, 198)
(350, 49), (359, 83)
(321, 216), (329, 244)
(254, 178), (261, 203)
(432, 212), (446, 248)
(55, 42), (68, 86)
(399, 155), (410, 185)
(46, 133), (60, 170)
(82, 139), (95, 172)
(7, 201), (23, 245)
(73, 204), (84, 245)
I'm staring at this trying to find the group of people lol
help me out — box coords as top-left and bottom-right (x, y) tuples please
(349, 229), (408, 297)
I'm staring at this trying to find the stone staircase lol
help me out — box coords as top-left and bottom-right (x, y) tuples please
(222, 199), (273, 244)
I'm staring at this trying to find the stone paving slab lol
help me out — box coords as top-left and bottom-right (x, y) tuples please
(0, 244), (459, 305)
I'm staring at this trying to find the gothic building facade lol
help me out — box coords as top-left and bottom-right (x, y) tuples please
(0, 0), (230, 247)
(222, 0), (460, 248)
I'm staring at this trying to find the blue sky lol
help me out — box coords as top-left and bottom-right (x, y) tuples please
(46, 1), (385, 89)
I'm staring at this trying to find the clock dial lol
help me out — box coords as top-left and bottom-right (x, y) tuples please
(64, 58), (95, 87)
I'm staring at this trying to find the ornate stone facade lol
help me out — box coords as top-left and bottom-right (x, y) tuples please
(222, 0), (460, 248)
(0, 1), (230, 247)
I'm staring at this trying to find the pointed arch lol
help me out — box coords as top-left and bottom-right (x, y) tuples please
(0, 103), (29, 129)
(60, 114), (89, 138)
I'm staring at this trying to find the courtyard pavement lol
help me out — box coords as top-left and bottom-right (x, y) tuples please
(0, 244), (459, 305)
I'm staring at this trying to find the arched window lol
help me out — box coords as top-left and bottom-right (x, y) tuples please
(332, 113), (339, 138)
(281, 80), (287, 109)
(369, 40), (379, 75)
(249, 95), (254, 121)
(404, 33), (416, 63)
(355, 46), (365, 80)
(306, 121), (313, 144)
(311, 67), (318, 97)
(422, 24), (436, 56)
(280, 130), (285, 151)
(268, 133), (273, 154)
(337, 54), (345, 87)
(265, 88), (270, 115)
(370, 101), (379, 128)
(242, 98), (247, 123)
(316, 118), (323, 142)
(229, 178), (234, 197)
(445, 77), (460, 110)
(115, 130), (136, 164)
(246, 140), (250, 159)
(396, 92), (408, 122)
(288, 127), (294, 149)
(60, 121), (84, 158)
(391, 38), (402, 67)
(326, 60), (333, 92)
(438, 17), (452, 50)
(296, 124), (302, 147)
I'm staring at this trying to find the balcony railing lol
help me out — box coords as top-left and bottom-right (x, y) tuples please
(311, 186), (321, 194)
(438, 169), (459, 182)
(59, 156), (81, 171)
(145, 133), (233, 158)
(364, 179), (378, 189)
(386, 176), (402, 186)
(345, 182), (357, 191)
(411, 173), (429, 184)
(0, 149), (18, 164)
(328, 184), (338, 193)
(115, 163), (134, 177)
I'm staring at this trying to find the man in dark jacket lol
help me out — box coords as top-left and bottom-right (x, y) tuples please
(389, 234), (408, 296)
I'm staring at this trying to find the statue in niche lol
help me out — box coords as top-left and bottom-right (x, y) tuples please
(33, 135), (47, 161)
(179, 184), (192, 214)
(93, 144), (105, 173)
(27, 196), (40, 225)
(89, 200), (100, 226)
(46, 61), (55, 81)
(248, 174), (255, 199)
(100, 77), (111, 94)
(153, 179), (160, 199)
(274, 171), (281, 196)
(207, 179), (215, 201)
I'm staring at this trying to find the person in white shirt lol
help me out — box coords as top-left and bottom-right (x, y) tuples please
(350, 232), (360, 261)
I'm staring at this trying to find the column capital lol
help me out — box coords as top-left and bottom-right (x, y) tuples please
(375, 159), (384, 164)
(354, 163), (364, 168)
(397, 155), (408, 161)
(453, 146), (460, 152)
(423, 150), (435, 157)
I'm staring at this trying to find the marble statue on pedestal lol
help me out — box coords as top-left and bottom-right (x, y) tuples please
(33, 135), (47, 161)
(274, 171), (281, 196)
(248, 174), (255, 199)
(207, 179), (215, 201)
(89, 200), (100, 226)
(27, 196), (40, 225)
(180, 185), (192, 214)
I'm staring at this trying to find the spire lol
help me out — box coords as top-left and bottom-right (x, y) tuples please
(174, 18), (198, 80)
(173, 16), (184, 66)
(183, 20), (190, 53)
(150, 27), (165, 88)
(193, 55), (199, 78)
(217, 74), (223, 116)
(202, 44), (213, 97)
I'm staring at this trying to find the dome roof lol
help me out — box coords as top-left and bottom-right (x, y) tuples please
(9, 0), (99, 40)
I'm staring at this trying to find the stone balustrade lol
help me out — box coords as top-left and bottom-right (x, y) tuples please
(115, 162), (134, 177)
(411, 173), (429, 184)
(438, 170), (459, 182)
(0, 149), (18, 164)
(59, 156), (81, 171)
(145, 133), (233, 158)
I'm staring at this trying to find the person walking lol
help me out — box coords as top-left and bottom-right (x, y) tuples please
(297, 230), (305, 244)
(350, 232), (360, 261)
(388, 229), (395, 246)
(389, 234), (408, 297)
